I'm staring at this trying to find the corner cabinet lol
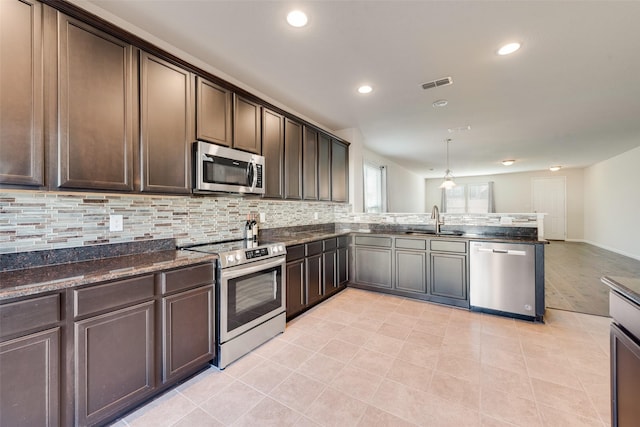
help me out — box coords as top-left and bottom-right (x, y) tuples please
(0, 0), (45, 187)
(56, 13), (135, 191)
(139, 52), (194, 194)
(196, 77), (233, 147)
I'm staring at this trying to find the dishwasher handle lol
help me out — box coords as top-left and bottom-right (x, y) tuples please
(477, 247), (527, 256)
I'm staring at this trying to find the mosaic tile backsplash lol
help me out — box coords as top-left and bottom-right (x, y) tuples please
(0, 191), (350, 254)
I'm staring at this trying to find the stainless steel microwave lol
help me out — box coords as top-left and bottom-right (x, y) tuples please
(193, 141), (265, 195)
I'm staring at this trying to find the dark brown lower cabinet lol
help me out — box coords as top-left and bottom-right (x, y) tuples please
(286, 257), (305, 319)
(0, 328), (60, 427)
(285, 237), (348, 320)
(162, 285), (214, 383)
(74, 301), (155, 426)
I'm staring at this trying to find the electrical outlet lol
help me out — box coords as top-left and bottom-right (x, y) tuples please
(313, 212), (319, 220)
(259, 212), (266, 222)
(109, 214), (123, 232)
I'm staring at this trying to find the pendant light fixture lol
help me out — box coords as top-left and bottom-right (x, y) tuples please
(440, 138), (456, 189)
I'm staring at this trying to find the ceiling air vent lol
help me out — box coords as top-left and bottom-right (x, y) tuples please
(421, 76), (453, 90)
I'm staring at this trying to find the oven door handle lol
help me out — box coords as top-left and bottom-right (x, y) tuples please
(219, 256), (285, 280)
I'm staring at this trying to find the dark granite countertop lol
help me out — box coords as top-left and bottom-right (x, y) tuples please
(349, 231), (546, 244)
(602, 276), (640, 307)
(263, 231), (350, 247)
(0, 250), (216, 301)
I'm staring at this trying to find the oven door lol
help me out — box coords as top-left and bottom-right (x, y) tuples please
(219, 256), (285, 343)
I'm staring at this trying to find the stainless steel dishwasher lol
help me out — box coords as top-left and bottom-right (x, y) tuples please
(469, 241), (536, 319)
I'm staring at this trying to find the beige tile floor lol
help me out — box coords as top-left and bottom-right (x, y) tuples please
(110, 288), (612, 427)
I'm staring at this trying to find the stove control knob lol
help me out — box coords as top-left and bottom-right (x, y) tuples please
(278, 245), (285, 252)
(272, 246), (278, 253)
(226, 255), (235, 264)
(235, 254), (242, 261)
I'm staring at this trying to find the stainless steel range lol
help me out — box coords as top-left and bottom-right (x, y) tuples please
(180, 239), (286, 369)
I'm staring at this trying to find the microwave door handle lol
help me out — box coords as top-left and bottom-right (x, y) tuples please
(247, 162), (255, 188)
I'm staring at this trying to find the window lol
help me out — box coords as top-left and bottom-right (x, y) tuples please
(443, 182), (494, 213)
(363, 162), (387, 213)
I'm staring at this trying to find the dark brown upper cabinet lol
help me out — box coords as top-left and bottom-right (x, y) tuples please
(56, 13), (135, 191)
(262, 108), (284, 198)
(139, 52), (194, 194)
(196, 77), (232, 147)
(233, 95), (261, 154)
(303, 126), (318, 200)
(284, 118), (303, 200)
(331, 139), (349, 202)
(0, 0), (44, 187)
(317, 133), (332, 201)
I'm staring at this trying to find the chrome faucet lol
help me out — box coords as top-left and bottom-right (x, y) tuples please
(431, 205), (443, 234)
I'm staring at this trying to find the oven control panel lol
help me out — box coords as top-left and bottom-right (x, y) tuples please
(245, 247), (269, 259)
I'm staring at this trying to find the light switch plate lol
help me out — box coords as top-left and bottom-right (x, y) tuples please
(259, 212), (266, 222)
(109, 214), (123, 232)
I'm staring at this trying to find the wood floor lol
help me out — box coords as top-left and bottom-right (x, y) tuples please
(545, 241), (640, 317)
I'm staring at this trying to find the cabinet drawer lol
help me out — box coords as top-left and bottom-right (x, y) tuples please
(323, 238), (337, 252)
(337, 235), (349, 248)
(430, 240), (467, 253)
(354, 236), (392, 248)
(159, 263), (214, 295)
(610, 291), (640, 340)
(286, 244), (305, 262)
(0, 294), (60, 339)
(74, 275), (155, 318)
(396, 238), (426, 250)
(306, 241), (323, 256)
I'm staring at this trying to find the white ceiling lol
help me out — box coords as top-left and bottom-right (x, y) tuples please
(84, 0), (640, 179)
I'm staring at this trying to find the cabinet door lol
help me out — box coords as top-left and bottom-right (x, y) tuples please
(196, 77), (232, 146)
(396, 250), (427, 293)
(262, 108), (284, 198)
(306, 253), (323, 305)
(430, 253), (467, 300)
(233, 95), (261, 154)
(57, 14), (134, 191)
(162, 286), (214, 383)
(303, 127), (318, 200)
(337, 246), (349, 286)
(140, 52), (193, 193)
(354, 247), (392, 288)
(0, 328), (60, 427)
(284, 118), (303, 199)
(0, 0), (44, 187)
(75, 301), (155, 426)
(318, 133), (332, 201)
(286, 259), (305, 318)
(331, 139), (348, 202)
(323, 249), (337, 294)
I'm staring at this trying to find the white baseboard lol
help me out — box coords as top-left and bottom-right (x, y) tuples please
(581, 239), (640, 262)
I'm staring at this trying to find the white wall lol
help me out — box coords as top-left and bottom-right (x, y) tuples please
(425, 168), (585, 240)
(584, 146), (640, 260)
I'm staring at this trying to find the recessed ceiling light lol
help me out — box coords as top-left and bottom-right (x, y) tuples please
(448, 125), (471, 133)
(497, 42), (521, 55)
(549, 165), (562, 172)
(287, 10), (308, 27)
(502, 160), (515, 166)
(357, 85), (373, 94)
(432, 99), (448, 108)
